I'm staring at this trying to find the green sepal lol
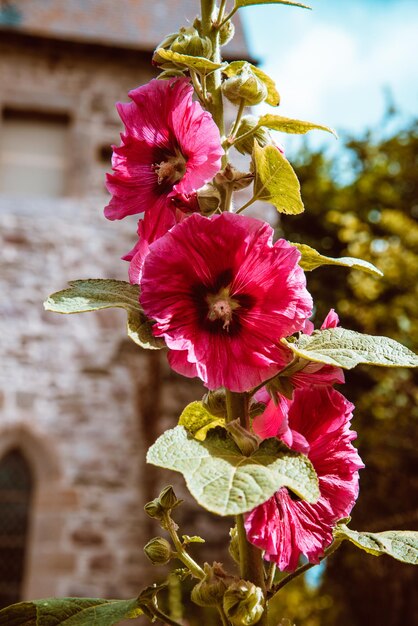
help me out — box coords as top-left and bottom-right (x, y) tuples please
(182, 534), (206, 544)
(147, 426), (319, 516)
(44, 279), (164, 350)
(234, 0), (311, 11)
(0, 597), (143, 626)
(281, 327), (418, 369)
(223, 61), (280, 106)
(334, 524), (418, 565)
(292, 242), (383, 276)
(154, 48), (224, 75)
(253, 142), (304, 214)
(257, 113), (336, 137)
(179, 401), (226, 441)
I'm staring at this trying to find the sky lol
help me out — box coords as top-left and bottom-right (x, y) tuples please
(241, 0), (418, 151)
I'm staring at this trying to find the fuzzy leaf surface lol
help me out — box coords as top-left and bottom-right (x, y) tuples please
(155, 48), (224, 75)
(0, 597), (143, 626)
(234, 1), (311, 10)
(257, 114), (336, 137)
(281, 327), (418, 369)
(292, 242), (383, 276)
(334, 525), (418, 564)
(44, 279), (164, 350)
(253, 142), (304, 214)
(178, 401), (226, 441)
(224, 61), (280, 106)
(147, 426), (319, 516)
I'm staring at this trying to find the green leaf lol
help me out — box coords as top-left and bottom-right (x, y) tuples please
(234, 0), (312, 11)
(224, 61), (280, 106)
(0, 597), (142, 626)
(178, 401), (226, 441)
(257, 114), (336, 137)
(334, 524), (418, 565)
(281, 327), (418, 369)
(44, 279), (164, 350)
(155, 48), (224, 75)
(253, 142), (304, 214)
(292, 242), (383, 276)
(147, 426), (319, 516)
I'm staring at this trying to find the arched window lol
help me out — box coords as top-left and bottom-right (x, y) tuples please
(0, 449), (33, 609)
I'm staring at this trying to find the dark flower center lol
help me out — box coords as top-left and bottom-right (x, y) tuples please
(153, 151), (186, 186)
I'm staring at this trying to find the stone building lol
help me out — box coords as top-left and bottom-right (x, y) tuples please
(0, 0), (249, 612)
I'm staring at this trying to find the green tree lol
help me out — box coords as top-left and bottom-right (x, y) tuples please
(277, 118), (418, 626)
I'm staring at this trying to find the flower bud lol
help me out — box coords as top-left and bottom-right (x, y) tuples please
(156, 31), (180, 51)
(191, 563), (230, 607)
(196, 183), (221, 215)
(234, 115), (273, 156)
(222, 64), (268, 106)
(202, 389), (227, 417)
(171, 26), (213, 58)
(144, 537), (172, 565)
(223, 581), (265, 626)
(144, 498), (164, 520)
(219, 20), (235, 46)
(159, 485), (181, 511)
(214, 164), (254, 191)
(144, 485), (182, 520)
(226, 419), (260, 456)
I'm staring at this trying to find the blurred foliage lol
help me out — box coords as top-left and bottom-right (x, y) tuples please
(275, 118), (418, 625)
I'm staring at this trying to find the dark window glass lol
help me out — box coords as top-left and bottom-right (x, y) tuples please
(0, 450), (33, 609)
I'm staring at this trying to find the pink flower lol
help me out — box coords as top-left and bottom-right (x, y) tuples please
(125, 193), (201, 284)
(246, 386), (364, 571)
(104, 78), (223, 220)
(140, 212), (313, 392)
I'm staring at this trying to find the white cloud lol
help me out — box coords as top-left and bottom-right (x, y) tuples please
(243, 1), (418, 134)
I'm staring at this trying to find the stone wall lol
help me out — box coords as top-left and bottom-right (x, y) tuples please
(0, 193), (232, 608)
(0, 29), (267, 611)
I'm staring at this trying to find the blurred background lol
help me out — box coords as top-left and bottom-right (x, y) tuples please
(0, 1), (417, 624)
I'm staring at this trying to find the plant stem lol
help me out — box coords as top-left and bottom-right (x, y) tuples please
(224, 184), (234, 212)
(235, 195), (258, 214)
(151, 596), (184, 626)
(164, 514), (205, 580)
(216, 0), (228, 24)
(266, 562), (277, 591)
(225, 390), (268, 625)
(190, 69), (205, 103)
(236, 515), (266, 589)
(201, 0), (225, 148)
(228, 126), (256, 149)
(218, 7), (238, 29)
(269, 539), (343, 599)
(229, 98), (246, 141)
(225, 390), (249, 428)
(217, 603), (230, 626)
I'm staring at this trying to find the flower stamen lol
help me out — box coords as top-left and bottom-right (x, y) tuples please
(207, 288), (240, 331)
(154, 153), (186, 185)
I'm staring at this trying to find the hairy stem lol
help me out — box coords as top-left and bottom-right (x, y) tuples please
(226, 390), (268, 625)
(164, 514), (205, 579)
(201, 0), (225, 148)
